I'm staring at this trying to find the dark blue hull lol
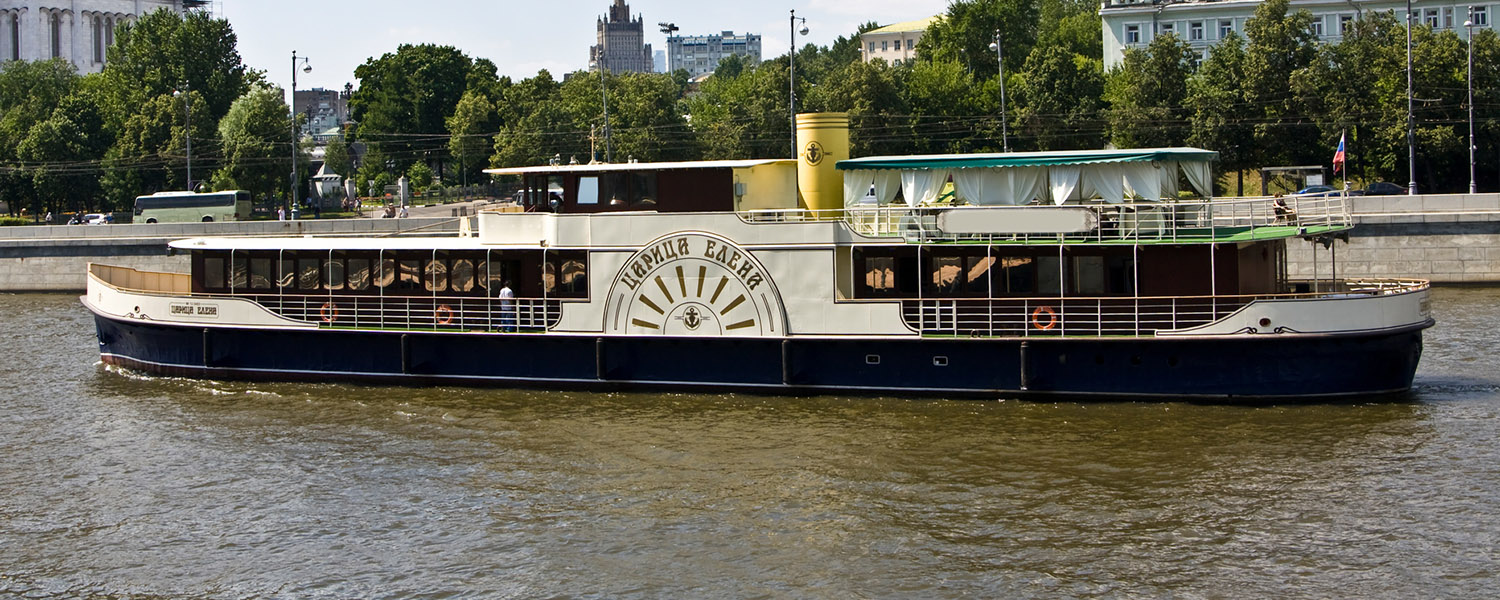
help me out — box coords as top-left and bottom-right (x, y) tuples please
(92, 313), (1428, 401)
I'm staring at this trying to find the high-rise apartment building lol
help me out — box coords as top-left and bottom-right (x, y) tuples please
(0, 0), (207, 74)
(665, 30), (761, 77)
(590, 0), (654, 73)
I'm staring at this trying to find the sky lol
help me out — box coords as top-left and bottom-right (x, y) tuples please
(222, 0), (951, 95)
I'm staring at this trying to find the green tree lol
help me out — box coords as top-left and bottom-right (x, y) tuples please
(1188, 31), (1254, 194)
(903, 59), (983, 153)
(1103, 33), (1196, 149)
(918, 0), (1038, 77)
(96, 9), (251, 129)
(352, 44), (476, 176)
(213, 86), (296, 206)
(0, 59), (80, 215)
(1015, 45), (1105, 150)
(806, 58), (910, 156)
(446, 89), (499, 185)
(1242, 0), (1317, 167)
(405, 161), (434, 189)
(17, 93), (112, 214)
(323, 136), (354, 180)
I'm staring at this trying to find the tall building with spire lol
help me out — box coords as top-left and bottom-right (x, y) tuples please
(590, 0), (654, 73)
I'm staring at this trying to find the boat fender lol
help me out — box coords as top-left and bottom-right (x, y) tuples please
(1031, 306), (1058, 331)
(434, 304), (454, 326)
(320, 302), (339, 323)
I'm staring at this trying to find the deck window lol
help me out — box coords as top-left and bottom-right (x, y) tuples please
(577, 176), (600, 205)
(967, 256), (995, 294)
(451, 259), (475, 292)
(203, 257), (226, 290)
(374, 259), (396, 288)
(230, 255), (248, 289)
(298, 259), (320, 290)
(544, 252), (588, 297)
(397, 260), (421, 291)
(324, 258), (345, 290)
(1037, 256), (1062, 295)
(276, 259), (294, 288)
(347, 259), (371, 291)
(424, 259), (448, 292)
(929, 255), (964, 295)
(865, 256), (896, 292)
(249, 258), (272, 289)
(997, 257), (1037, 295)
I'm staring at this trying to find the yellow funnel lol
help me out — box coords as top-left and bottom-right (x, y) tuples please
(795, 112), (849, 217)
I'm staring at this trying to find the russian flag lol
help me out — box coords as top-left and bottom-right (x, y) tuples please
(1332, 132), (1346, 174)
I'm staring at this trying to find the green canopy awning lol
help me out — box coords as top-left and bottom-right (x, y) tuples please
(836, 148), (1218, 171)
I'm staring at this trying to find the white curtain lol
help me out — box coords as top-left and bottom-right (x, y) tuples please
(1082, 163), (1125, 204)
(900, 169), (949, 207)
(1048, 165), (1081, 205)
(1158, 161), (1180, 199)
(872, 170), (901, 205)
(1010, 167), (1045, 205)
(1123, 162), (1162, 200)
(1182, 160), (1213, 197)
(843, 171), (874, 208)
(953, 168), (1008, 205)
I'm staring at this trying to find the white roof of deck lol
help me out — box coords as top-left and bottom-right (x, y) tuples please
(485, 158), (793, 176)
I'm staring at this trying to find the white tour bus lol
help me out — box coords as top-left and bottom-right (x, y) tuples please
(134, 191), (252, 223)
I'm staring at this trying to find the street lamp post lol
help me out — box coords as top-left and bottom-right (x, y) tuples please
(989, 30), (1010, 152)
(291, 51), (311, 217)
(1466, 7), (1477, 194)
(1406, 0), (1418, 195)
(591, 58), (613, 163)
(789, 10), (808, 159)
(173, 83), (192, 191)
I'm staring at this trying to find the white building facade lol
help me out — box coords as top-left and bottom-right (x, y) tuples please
(0, 1), (198, 74)
(665, 31), (761, 77)
(1102, 0), (1494, 67)
(860, 16), (940, 66)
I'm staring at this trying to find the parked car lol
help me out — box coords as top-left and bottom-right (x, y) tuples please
(82, 213), (109, 225)
(1363, 181), (1407, 196)
(1293, 185), (1337, 197)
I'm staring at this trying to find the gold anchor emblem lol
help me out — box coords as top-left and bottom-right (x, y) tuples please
(803, 141), (824, 166)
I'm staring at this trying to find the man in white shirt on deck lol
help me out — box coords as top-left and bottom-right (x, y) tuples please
(499, 280), (516, 332)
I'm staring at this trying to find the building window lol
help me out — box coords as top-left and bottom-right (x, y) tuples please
(1310, 17), (1324, 37)
(868, 41), (876, 53)
(106, 17), (113, 48)
(894, 59), (902, 66)
(1189, 21), (1204, 41)
(1218, 19), (1233, 39)
(1476, 7), (1490, 27)
(906, 38), (914, 50)
(1125, 24), (1141, 44)
(1424, 8), (1440, 28)
(50, 13), (61, 59)
(1340, 14), (1354, 34)
(93, 16), (102, 63)
(1160, 22), (1175, 36)
(1443, 7), (1454, 29)
(9, 14), (17, 61)
(881, 40), (888, 51)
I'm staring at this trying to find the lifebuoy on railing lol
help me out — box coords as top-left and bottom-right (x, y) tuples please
(434, 304), (454, 325)
(1031, 305), (1058, 331)
(320, 302), (338, 323)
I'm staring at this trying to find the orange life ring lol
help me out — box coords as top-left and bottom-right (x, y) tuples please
(434, 304), (454, 325)
(1031, 305), (1058, 331)
(319, 302), (338, 323)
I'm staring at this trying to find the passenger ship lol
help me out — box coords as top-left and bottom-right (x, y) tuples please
(83, 114), (1432, 400)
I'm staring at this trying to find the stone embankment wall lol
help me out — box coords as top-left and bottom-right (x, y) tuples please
(0, 218), (458, 292)
(1286, 193), (1500, 283)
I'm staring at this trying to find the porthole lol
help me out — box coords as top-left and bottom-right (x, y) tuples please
(933, 356), (949, 367)
(865, 354), (881, 365)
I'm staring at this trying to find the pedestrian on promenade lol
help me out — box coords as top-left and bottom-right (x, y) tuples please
(277, 206), (286, 221)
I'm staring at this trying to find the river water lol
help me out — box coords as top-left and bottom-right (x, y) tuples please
(1, 288), (1497, 599)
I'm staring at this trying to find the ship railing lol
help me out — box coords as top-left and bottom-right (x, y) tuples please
(742, 194), (1353, 243)
(89, 263), (191, 294)
(900, 279), (1427, 337)
(201, 292), (564, 331)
